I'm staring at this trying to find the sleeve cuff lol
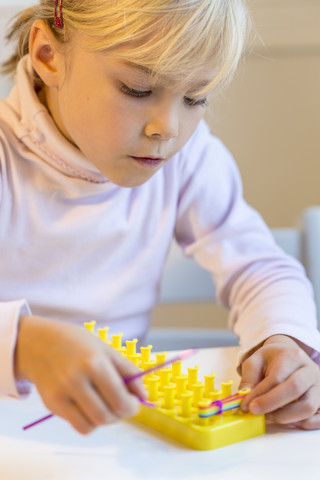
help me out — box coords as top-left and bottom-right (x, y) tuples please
(236, 325), (320, 372)
(0, 299), (32, 398)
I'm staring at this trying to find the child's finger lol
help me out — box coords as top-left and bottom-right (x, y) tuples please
(247, 366), (313, 415)
(239, 351), (265, 389)
(293, 409), (320, 430)
(240, 373), (280, 412)
(69, 379), (120, 427)
(90, 356), (141, 418)
(111, 349), (147, 399)
(239, 352), (267, 410)
(265, 385), (320, 425)
(52, 398), (96, 435)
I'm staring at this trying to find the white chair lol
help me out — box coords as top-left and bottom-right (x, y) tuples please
(303, 206), (320, 324)
(158, 227), (303, 305)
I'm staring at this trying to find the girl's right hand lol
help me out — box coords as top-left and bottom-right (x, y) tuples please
(14, 315), (147, 434)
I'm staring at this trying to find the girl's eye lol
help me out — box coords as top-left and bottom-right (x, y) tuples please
(120, 83), (208, 107)
(120, 83), (152, 98)
(184, 96), (208, 107)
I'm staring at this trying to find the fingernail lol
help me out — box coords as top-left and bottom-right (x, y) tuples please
(249, 401), (261, 415)
(139, 397), (155, 408)
(238, 384), (251, 392)
(139, 384), (148, 399)
(290, 422), (301, 429)
(241, 403), (249, 413)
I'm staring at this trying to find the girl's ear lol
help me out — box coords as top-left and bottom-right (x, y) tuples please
(29, 20), (64, 87)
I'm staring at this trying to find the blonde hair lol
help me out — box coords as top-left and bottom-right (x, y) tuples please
(2, 0), (250, 94)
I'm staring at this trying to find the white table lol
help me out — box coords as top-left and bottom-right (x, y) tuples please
(0, 347), (319, 480)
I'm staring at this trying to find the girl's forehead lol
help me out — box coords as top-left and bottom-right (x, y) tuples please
(73, 22), (219, 82)
(68, 37), (217, 95)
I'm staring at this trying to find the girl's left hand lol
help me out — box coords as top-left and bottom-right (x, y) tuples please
(239, 334), (320, 429)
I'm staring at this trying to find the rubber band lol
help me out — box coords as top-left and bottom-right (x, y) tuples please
(198, 393), (248, 418)
(214, 400), (223, 415)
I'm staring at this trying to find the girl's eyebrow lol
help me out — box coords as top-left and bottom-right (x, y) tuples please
(121, 61), (212, 92)
(122, 61), (151, 74)
(188, 80), (211, 92)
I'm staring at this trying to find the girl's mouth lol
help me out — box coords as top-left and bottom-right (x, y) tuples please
(130, 156), (164, 168)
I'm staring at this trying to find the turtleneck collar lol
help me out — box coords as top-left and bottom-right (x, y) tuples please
(6, 55), (110, 184)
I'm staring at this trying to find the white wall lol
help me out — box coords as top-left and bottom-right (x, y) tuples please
(206, 0), (320, 228)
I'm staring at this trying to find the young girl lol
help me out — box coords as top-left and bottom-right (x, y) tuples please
(1, 0), (320, 435)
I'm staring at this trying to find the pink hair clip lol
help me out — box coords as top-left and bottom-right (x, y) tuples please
(54, 0), (63, 29)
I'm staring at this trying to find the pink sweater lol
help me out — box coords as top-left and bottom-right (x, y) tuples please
(1, 56), (320, 398)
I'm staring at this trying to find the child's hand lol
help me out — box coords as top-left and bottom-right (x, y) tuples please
(15, 315), (147, 434)
(239, 334), (320, 429)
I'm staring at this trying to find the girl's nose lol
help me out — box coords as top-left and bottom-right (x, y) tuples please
(144, 99), (179, 140)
